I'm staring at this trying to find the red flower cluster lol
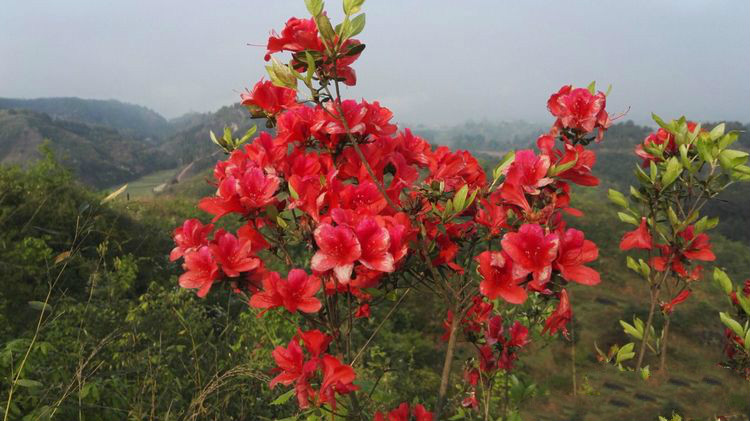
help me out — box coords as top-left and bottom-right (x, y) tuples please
(547, 85), (611, 141)
(270, 329), (358, 408)
(373, 402), (434, 421)
(634, 122), (700, 166)
(171, 1), (609, 416)
(265, 16), (363, 85)
(172, 219), (265, 297)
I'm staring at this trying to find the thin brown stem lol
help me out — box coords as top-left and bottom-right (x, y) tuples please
(436, 308), (460, 420)
(659, 316), (671, 372)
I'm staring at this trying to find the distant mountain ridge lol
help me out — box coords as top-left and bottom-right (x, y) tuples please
(0, 97), (171, 139)
(0, 109), (176, 188)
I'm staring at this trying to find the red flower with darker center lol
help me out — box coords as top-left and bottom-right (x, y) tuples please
(241, 79), (297, 115)
(311, 223), (362, 282)
(319, 355), (358, 406)
(555, 227), (600, 285)
(269, 339), (305, 389)
(501, 224), (559, 289)
(178, 246), (220, 297)
(170, 219), (214, 261)
(209, 229), (260, 277)
(265, 17), (323, 60)
(476, 250), (527, 304)
(547, 85), (610, 139)
(679, 225), (716, 262)
(356, 217), (395, 273)
(249, 269), (322, 314)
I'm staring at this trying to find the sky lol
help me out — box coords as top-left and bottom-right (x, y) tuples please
(1, 0), (748, 127)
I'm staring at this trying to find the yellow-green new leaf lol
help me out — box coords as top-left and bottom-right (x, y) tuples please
(661, 157), (682, 188)
(720, 312), (745, 337)
(713, 268), (733, 295)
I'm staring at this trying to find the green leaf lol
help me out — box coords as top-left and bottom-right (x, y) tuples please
(586, 81), (596, 94)
(608, 189), (628, 208)
(620, 320), (642, 340)
(709, 123), (725, 141)
(678, 144), (692, 172)
(736, 292), (750, 317)
(452, 185), (468, 212)
(651, 113), (668, 130)
(638, 259), (651, 277)
(666, 207), (680, 228)
(617, 212), (638, 225)
(492, 151), (515, 180)
(315, 14), (336, 46)
(347, 13), (366, 38)
(720, 312), (745, 337)
(101, 184), (127, 204)
(271, 389), (295, 405)
(28, 301), (52, 313)
(305, 0), (324, 16)
(640, 366), (651, 381)
(16, 379), (42, 388)
(343, 0), (365, 15)
(626, 256), (640, 273)
(719, 149), (749, 170)
(661, 157), (682, 188)
(615, 342), (635, 364)
(713, 268), (733, 295)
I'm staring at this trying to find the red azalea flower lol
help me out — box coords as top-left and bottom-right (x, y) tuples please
(265, 17), (323, 60)
(478, 344), (497, 372)
(555, 228), (600, 285)
(209, 229), (260, 277)
(555, 143), (599, 186)
(241, 79), (297, 115)
(476, 199), (508, 236)
(427, 146), (487, 192)
(288, 173), (326, 222)
(170, 219), (214, 261)
(388, 403), (410, 421)
(476, 251), (527, 304)
(504, 149), (553, 195)
(238, 166), (280, 209)
(199, 176), (244, 220)
(661, 289), (691, 314)
(297, 328), (331, 358)
(269, 338), (305, 389)
(311, 223), (362, 283)
(543, 289), (572, 337)
(355, 303), (371, 318)
(619, 217), (653, 250)
(414, 404), (434, 421)
(277, 105), (316, 144)
(319, 354), (358, 403)
(507, 321), (530, 348)
(501, 224), (560, 289)
(547, 85), (610, 139)
(679, 225), (716, 261)
(178, 246), (220, 297)
(249, 270), (322, 314)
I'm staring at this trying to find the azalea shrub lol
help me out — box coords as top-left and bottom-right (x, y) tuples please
(605, 116), (750, 376)
(169, 0), (617, 419)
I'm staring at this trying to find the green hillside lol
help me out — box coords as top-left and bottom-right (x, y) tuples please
(0, 97), (171, 139)
(0, 109), (176, 188)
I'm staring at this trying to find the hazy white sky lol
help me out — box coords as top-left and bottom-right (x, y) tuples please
(1, 1), (748, 126)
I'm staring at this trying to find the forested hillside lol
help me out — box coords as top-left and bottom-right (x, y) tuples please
(0, 97), (172, 139)
(0, 109), (175, 188)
